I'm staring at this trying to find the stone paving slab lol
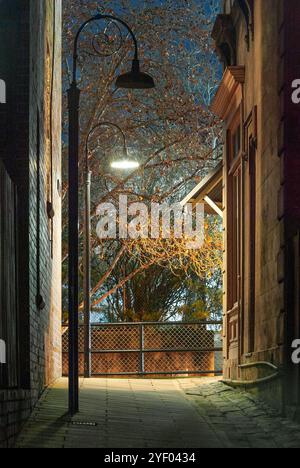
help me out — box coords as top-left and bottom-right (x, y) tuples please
(179, 379), (300, 448)
(15, 377), (300, 448)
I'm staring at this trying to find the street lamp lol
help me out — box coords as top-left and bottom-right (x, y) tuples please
(111, 160), (140, 169)
(68, 13), (155, 415)
(83, 122), (139, 378)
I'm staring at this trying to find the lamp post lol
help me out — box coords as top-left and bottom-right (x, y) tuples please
(83, 122), (139, 378)
(68, 13), (155, 415)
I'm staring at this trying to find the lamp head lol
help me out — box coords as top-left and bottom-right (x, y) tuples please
(111, 160), (140, 170)
(116, 59), (155, 90)
(110, 145), (140, 171)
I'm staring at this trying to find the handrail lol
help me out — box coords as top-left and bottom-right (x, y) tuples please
(86, 348), (223, 354)
(223, 361), (281, 387)
(223, 373), (280, 387)
(238, 361), (279, 371)
(63, 320), (223, 327)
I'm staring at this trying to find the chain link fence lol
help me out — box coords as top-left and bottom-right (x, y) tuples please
(62, 321), (223, 377)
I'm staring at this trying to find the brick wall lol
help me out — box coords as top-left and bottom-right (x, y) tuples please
(280, 0), (300, 415)
(28, 0), (62, 401)
(0, 390), (31, 448)
(0, 0), (62, 447)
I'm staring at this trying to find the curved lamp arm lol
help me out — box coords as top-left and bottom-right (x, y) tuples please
(67, 11), (153, 414)
(73, 14), (138, 84)
(85, 121), (127, 172)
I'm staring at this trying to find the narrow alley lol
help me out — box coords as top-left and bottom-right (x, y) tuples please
(2, 0), (300, 451)
(16, 378), (300, 449)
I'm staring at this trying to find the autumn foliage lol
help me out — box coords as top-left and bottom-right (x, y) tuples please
(63, 0), (222, 322)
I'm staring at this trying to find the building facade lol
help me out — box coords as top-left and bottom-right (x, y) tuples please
(211, 0), (300, 414)
(0, 0), (62, 447)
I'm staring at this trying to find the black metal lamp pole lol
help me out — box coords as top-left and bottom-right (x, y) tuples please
(68, 13), (155, 415)
(84, 122), (130, 379)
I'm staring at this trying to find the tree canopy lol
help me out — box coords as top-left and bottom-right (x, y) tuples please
(63, 0), (223, 323)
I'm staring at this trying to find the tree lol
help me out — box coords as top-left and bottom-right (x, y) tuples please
(62, 0), (222, 322)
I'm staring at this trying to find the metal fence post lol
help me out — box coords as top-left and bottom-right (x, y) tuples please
(84, 171), (92, 378)
(139, 324), (145, 374)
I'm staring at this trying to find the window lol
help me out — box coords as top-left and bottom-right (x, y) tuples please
(233, 125), (241, 160)
(248, 140), (256, 352)
(228, 166), (242, 311)
(0, 161), (19, 389)
(226, 110), (243, 356)
(244, 108), (257, 353)
(229, 122), (242, 166)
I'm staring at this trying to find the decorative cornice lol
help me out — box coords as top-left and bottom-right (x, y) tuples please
(210, 66), (245, 120)
(236, 0), (254, 48)
(212, 14), (234, 41)
(212, 14), (236, 67)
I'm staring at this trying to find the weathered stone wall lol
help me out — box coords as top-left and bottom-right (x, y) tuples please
(220, 0), (300, 412)
(239, 0), (283, 362)
(219, 0), (285, 410)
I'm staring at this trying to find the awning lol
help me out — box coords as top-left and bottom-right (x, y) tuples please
(181, 162), (223, 218)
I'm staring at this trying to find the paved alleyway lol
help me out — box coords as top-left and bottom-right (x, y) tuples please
(16, 378), (300, 448)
